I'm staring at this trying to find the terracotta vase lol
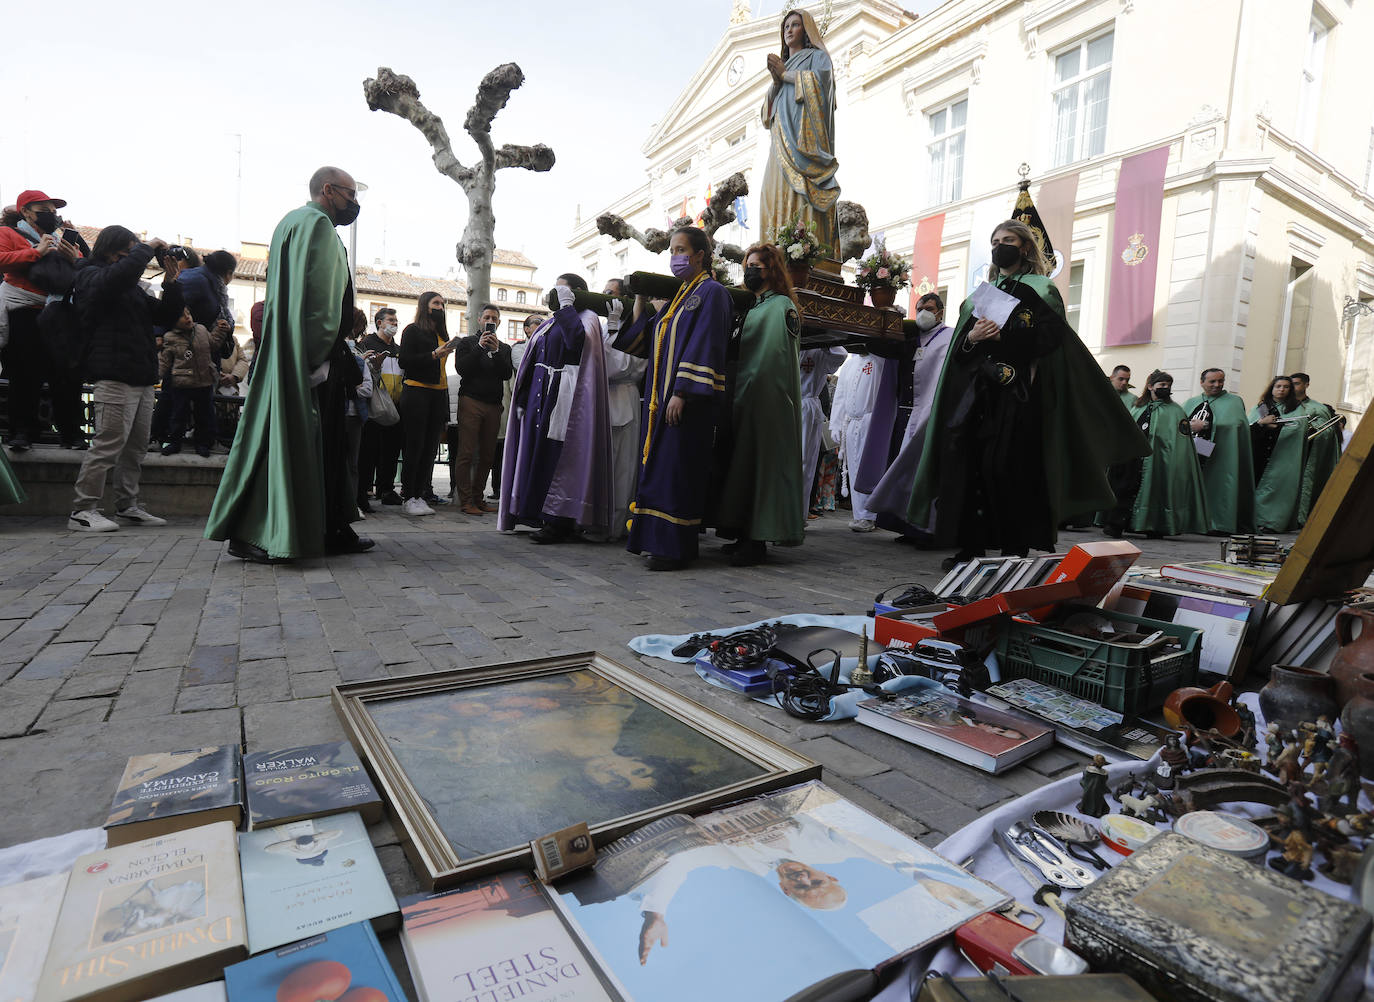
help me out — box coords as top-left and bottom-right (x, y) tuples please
(1339, 694), (1374, 779)
(1258, 664), (1339, 734)
(870, 285), (897, 309)
(1330, 607), (1374, 709)
(788, 263), (812, 290)
(1162, 680), (1240, 736)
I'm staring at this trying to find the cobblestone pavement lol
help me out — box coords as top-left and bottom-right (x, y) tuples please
(0, 505), (1236, 873)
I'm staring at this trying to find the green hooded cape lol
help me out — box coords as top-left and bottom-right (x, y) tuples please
(205, 203), (348, 558)
(1250, 403), (1305, 532)
(715, 292), (805, 544)
(1297, 397), (1341, 524)
(1128, 398), (1209, 535)
(906, 273), (1149, 542)
(1184, 390), (1255, 534)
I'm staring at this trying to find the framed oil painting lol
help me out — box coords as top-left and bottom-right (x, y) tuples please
(332, 651), (820, 888)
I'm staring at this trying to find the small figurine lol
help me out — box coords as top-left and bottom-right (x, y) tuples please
(1319, 844), (1363, 884)
(1153, 734), (1190, 791)
(1285, 783), (1313, 838)
(1274, 738), (1303, 787)
(1078, 754), (1111, 818)
(1232, 700), (1258, 750)
(1119, 783), (1167, 824)
(1322, 733), (1362, 815)
(1300, 716), (1335, 782)
(1268, 829), (1315, 881)
(1263, 722), (1284, 769)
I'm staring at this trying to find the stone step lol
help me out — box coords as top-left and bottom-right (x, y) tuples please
(6, 445), (226, 517)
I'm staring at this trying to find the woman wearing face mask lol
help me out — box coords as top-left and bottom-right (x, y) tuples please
(358, 308), (404, 510)
(1101, 370), (1208, 538)
(1250, 375), (1305, 532)
(714, 243), (805, 565)
(613, 226), (732, 570)
(906, 221), (1148, 567)
(397, 292), (458, 516)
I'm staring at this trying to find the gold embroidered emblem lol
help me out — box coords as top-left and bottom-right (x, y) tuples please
(1121, 233), (1150, 266)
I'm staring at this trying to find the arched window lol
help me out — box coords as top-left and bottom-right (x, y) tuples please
(516, 290), (527, 304)
(497, 288), (508, 301)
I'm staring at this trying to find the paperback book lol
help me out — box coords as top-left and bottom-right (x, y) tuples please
(36, 821), (247, 1002)
(238, 811), (397, 955)
(981, 679), (1178, 762)
(222, 921), (405, 1002)
(104, 747), (243, 848)
(854, 689), (1053, 774)
(401, 871), (622, 1002)
(550, 780), (1007, 1002)
(0, 871), (68, 1002)
(242, 741), (382, 830)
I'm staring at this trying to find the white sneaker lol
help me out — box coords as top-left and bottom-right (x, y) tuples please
(115, 506), (167, 526)
(69, 509), (119, 532)
(401, 497), (435, 516)
(849, 518), (876, 533)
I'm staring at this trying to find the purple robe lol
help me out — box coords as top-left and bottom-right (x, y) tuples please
(853, 359), (900, 494)
(498, 306), (613, 534)
(613, 277), (731, 560)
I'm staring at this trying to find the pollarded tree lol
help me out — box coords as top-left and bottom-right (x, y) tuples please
(363, 65), (554, 334)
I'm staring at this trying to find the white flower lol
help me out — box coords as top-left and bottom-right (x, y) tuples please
(788, 242), (805, 258)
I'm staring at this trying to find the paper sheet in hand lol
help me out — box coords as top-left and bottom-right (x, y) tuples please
(968, 282), (1020, 329)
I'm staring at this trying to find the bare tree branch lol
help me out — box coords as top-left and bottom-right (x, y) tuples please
(597, 172), (751, 265)
(697, 172), (749, 238)
(363, 68), (474, 186)
(494, 143), (556, 172)
(464, 64), (526, 140)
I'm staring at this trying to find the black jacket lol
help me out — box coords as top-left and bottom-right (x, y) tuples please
(74, 244), (185, 386)
(453, 334), (513, 404)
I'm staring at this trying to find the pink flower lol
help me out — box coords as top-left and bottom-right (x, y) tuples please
(877, 267), (890, 279)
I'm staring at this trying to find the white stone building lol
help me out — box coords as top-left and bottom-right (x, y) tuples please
(567, 0), (1374, 423)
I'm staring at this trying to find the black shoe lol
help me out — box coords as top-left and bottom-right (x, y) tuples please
(7, 434), (30, 453)
(940, 548), (984, 571)
(720, 541), (741, 555)
(326, 534), (376, 555)
(195, 446), (211, 458)
(228, 539), (289, 564)
(357, 499), (375, 514)
(1102, 524), (1124, 539)
(161, 443), (181, 456)
(61, 437), (89, 451)
(730, 541), (767, 567)
(530, 525), (571, 544)
(426, 493), (451, 505)
(379, 490), (403, 506)
(647, 556), (688, 571)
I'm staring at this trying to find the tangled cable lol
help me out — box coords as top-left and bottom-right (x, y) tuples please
(705, 622), (782, 672)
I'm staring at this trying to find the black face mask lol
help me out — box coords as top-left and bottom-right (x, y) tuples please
(334, 198), (360, 226)
(430, 309), (446, 332)
(743, 266), (765, 292)
(33, 210), (60, 234)
(1154, 387), (1172, 401)
(991, 243), (1022, 269)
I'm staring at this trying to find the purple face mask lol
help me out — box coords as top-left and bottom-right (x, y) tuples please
(670, 254), (693, 278)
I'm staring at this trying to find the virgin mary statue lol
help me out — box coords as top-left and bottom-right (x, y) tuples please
(760, 7), (841, 261)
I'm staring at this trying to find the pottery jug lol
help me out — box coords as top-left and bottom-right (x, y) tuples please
(1330, 607), (1374, 709)
(1163, 680), (1240, 736)
(1339, 693), (1374, 779)
(1258, 664), (1338, 734)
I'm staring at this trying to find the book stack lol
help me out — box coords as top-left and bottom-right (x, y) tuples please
(934, 554), (1064, 600)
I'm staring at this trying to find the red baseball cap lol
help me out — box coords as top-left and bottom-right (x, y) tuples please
(16, 189), (67, 209)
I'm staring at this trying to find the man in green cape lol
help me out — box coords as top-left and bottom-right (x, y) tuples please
(205, 167), (370, 561)
(1290, 372), (1341, 524)
(906, 269), (1148, 556)
(1110, 365), (1134, 409)
(1185, 368), (1254, 534)
(1106, 370), (1208, 537)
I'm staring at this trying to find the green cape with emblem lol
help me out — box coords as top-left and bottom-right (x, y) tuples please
(205, 203), (349, 558)
(1184, 390), (1255, 534)
(1297, 397), (1341, 525)
(1250, 402), (1306, 532)
(906, 273), (1148, 542)
(1128, 398), (1209, 535)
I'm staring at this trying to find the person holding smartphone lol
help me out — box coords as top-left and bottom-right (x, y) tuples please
(397, 292), (458, 516)
(452, 302), (513, 515)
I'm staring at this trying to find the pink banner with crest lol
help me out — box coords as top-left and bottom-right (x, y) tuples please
(1105, 145), (1171, 346)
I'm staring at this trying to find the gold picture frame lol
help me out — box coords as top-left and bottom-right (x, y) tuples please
(332, 651), (820, 889)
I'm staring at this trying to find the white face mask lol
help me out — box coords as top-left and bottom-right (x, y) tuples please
(915, 310), (939, 331)
(381, 321), (398, 337)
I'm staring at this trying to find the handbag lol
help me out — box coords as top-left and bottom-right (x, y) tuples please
(368, 378), (400, 425)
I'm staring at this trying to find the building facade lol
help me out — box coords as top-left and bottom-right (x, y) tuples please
(567, 0), (1374, 424)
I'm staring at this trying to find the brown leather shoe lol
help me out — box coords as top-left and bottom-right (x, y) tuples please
(461, 502), (486, 515)
(478, 500), (497, 512)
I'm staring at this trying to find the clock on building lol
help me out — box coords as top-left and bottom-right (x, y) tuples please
(727, 55), (745, 86)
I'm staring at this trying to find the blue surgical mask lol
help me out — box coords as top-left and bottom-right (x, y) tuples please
(670, 254), (693, 278)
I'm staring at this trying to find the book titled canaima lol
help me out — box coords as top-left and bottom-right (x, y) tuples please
(242, 741), (382, 829)
(400, 871), (622, 1002)
(35, 821), (246, 1002)
(0, 871), (68, 1002)
(239, 812), (397, 955)
(104, 747), (242, 848)
(223, 921), (405, 1002)
(855, 688), (1054, 773)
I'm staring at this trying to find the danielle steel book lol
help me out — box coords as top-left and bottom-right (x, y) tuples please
(103, 747), (243, 848)
(35, 821), (246, 1002)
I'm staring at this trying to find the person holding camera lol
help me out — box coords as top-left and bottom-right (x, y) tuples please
(397, 291), (458, 516)
(452, 302), (513, 515)
(67, 227), (186, 531)
(0, 189), (89, 451)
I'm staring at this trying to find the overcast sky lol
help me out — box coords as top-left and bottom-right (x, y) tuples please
(3, 0), (933, 288)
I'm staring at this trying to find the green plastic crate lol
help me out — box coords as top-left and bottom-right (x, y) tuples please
(994, 607), (1203, 716)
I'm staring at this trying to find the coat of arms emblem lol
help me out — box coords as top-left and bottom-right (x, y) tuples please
(1121, 233), (1150, 266)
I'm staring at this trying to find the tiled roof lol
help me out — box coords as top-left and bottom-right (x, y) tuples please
(493, 248), (535, 268)
(354, 267), (468, 300)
